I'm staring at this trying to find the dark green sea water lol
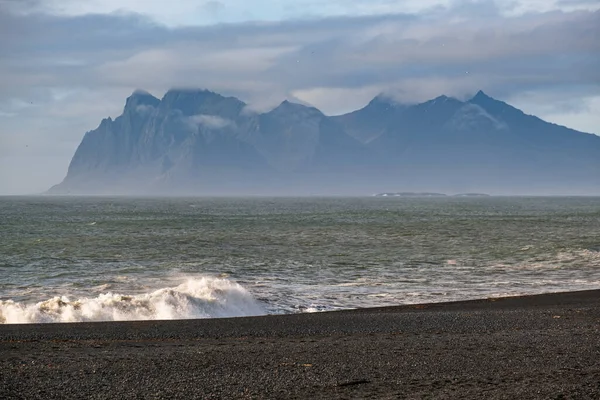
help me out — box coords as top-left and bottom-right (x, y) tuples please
(1, 196), (599, 323)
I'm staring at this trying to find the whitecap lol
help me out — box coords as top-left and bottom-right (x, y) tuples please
(0, 277), (265, 324)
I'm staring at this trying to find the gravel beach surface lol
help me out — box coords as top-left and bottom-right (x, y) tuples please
(1, 290), (599, 399)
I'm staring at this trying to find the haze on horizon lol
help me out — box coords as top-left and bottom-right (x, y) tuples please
(0, 0), (599, 195)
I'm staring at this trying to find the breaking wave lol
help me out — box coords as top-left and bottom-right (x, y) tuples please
(0, 277), (266, 324)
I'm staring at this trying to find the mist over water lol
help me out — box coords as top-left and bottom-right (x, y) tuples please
(1, 196), (599, 323)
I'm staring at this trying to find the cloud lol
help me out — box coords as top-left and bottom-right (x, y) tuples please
(291, 86), (384, 115)
(0, 0), (449, 26)
(556, 0), (600, 8)
(187, 114), (234, 130)
(135, 104), (156, 114)
(7, 1), (599, 26)
(202, 1), (225, 15)
(0, 3), (599, 193)
(94, 44), (300, 90)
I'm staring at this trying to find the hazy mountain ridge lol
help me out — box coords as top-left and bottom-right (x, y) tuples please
(49, 89), (600, 195)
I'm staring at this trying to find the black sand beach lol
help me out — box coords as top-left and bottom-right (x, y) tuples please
(1, 290), (599, 399)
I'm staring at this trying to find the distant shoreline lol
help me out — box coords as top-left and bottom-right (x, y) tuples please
(2, 289), (599, 399)
(373, 192), (490, 197)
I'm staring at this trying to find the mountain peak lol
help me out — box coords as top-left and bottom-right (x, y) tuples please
(157, 88), (245, 117)
(124, 89), (160, 111)
(367, 93), (406, 109)
(432, 94), (450, 101)
(422, 94), (462, 107)
(161, 88), (221, 103)
(471, 90), (493, 102)
(468, 90), (518, 114)
(272, 99), (320, 113)
(164, 87), (213, 95)
(132, 89), (152, 96)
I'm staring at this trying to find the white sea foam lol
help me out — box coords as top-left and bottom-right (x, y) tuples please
(0, 277), (265, 324)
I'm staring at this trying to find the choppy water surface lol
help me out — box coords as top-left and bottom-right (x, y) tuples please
(1, 196), (599, 323)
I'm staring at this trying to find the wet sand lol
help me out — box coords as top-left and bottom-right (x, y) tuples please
(1, 290), (599, 399)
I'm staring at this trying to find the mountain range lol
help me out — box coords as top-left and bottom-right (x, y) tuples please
(48, 88), (600, 195)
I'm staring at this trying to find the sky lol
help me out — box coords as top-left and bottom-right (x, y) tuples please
(0, 0), (599, 194)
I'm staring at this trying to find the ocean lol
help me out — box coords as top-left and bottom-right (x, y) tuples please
(1, 196), (599, 324)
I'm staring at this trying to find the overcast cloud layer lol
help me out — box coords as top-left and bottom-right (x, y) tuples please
(0, 0), (599, 194)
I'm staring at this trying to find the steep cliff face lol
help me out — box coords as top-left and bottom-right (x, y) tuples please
(49, 89), (600, 195)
